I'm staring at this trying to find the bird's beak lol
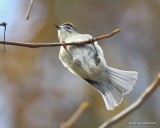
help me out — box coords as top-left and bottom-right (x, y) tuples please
(55, 25), (60, 30)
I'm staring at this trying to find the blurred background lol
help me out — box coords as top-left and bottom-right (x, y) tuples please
(0, 0), (160, 128)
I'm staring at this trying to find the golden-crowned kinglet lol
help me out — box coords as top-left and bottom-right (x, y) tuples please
(55, 22), (138, 110)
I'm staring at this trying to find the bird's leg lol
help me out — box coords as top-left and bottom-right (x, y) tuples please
(90, 38), (101, 64)
(62, 41), (72, 57)
(62, 40), (68, 52)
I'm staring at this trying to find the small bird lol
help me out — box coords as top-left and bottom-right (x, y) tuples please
(55, 22), (138, 110)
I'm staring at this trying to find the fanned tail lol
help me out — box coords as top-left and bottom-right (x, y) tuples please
(84, 66), (138, 110)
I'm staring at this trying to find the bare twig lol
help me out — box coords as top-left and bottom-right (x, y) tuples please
(60, 101), (89, 128)
(0, 22), (7, 52)
(0, 28), (120, 48)
(26, 0), (35, 20)
(99, 73), (160, 128)
(0, 22), (7, 27)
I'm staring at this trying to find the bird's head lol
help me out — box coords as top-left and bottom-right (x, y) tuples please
(55, 22), (77, 41)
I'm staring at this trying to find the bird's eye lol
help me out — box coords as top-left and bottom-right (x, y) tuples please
(65, 26), (71, 30)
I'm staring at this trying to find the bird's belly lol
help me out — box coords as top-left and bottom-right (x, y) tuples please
(59, 46), (105, 80)
(59, 47), (88, 77)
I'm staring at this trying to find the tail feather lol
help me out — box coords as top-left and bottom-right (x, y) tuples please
(108, 74), (134, 93)
(84, 66), (138, 110)
(103, 85), (122, 109)
(102, 83), (124, 110)
(106, 67), (138, 82)
(106, 83), (122, 105)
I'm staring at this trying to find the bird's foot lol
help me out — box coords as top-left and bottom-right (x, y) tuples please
(73, 58), (81, 66)
(96, 55), (101, 63)
(91, 68), (97, 76)
(95, 55), (101, 66)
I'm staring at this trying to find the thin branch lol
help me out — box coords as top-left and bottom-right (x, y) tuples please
(0, 22), (7, 52)
(0, 22), (7, 27)
(99, 73), (160, 128)
(26, 0), (35, 20)
(60, 101), (89, 128)
(0, 28), (120, 48)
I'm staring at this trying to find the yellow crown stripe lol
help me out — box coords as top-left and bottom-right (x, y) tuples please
(62, 22), (75, 27)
